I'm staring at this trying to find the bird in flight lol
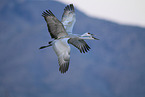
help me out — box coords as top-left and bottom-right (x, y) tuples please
(40, 4), (99, 73)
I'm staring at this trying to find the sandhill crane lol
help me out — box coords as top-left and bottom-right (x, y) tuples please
(40, 4), (99, 73)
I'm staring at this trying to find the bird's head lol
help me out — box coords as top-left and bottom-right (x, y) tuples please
(80, 32), (99, 40)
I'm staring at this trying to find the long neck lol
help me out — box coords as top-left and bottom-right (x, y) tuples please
(79, 34), (93, 40)
(79, 36), (91, 40)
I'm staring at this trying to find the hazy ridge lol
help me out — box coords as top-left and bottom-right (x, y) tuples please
(0, 1), (145, 97)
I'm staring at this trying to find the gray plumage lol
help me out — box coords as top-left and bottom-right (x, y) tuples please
(42, 10), (68, 39)
(68, 38), (91, 53)
(40, 4), (99, 73)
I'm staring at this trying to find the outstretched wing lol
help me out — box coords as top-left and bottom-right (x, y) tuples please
(68, 38), (91, 53)
(53, 39), (70, 73)
(42, 10), (68, 39)
(61, 4), (76, 33)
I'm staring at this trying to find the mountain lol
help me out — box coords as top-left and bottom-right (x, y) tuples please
(0, 0), (145, 97)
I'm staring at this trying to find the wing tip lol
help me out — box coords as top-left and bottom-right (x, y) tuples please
(80, 44), (91, 53)
(59, 62), (69, 73)
(64, 4), (74, 12)
(70, 4), (74, 11)
(42, 10), (55, 17)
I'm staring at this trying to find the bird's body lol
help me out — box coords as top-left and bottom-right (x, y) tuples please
(40, 4), (99, 73)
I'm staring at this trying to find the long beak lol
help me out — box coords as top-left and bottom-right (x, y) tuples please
(93, 37), (99, 40)
(91, 34), (99, 40)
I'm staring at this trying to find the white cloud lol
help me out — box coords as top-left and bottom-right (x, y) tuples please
(57, 0), (145, 27)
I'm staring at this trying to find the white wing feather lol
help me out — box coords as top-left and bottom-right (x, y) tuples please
(61, 4), (76, 34)
(52, 38), (70, 73)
